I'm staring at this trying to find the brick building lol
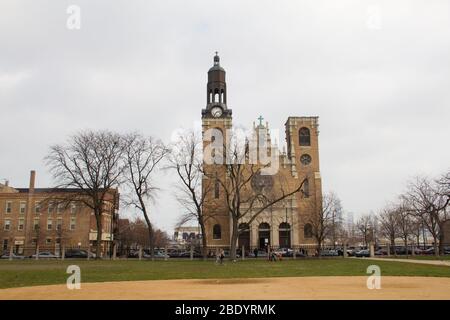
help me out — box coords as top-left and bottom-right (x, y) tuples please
(201, 54), (323, 250)
(0, 171), (119, 256)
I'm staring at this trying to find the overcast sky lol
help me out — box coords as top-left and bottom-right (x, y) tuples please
(1, 0), (449, 233)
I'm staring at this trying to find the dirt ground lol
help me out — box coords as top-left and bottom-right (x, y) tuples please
(1, 276), (450, 300)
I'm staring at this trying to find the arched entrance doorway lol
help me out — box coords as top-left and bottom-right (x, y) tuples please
(258, 223), (271, 249)
(279, 222), (291, 248)
(238, 223), (250, 250)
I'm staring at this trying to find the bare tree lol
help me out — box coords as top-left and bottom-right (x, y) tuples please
(396, 203), (413, 256)
(378, 204), (400, 255)
(403, 175), (449, 256)
(301, 191), (341, 256)
(46, 130), (124, 258)
(167, 130), (214, 259)
(356, 214), (373, 247)
(122, 133), (169, 260)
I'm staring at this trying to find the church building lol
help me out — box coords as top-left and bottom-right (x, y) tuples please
(201, 53), (322, 250)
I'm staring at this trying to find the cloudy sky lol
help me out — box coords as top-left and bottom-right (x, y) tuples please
(1, 0), (449, 233)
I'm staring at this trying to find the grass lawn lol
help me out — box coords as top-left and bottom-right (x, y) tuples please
(0, 258), (449, 289)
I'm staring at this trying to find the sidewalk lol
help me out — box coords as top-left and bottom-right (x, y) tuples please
(364, 257), (450, 267)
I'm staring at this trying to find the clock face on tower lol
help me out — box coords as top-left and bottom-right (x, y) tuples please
(211, 106), (223, 118)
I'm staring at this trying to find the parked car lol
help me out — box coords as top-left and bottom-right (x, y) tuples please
(65, 249), (96, 259)
(0, 252), (25, 259)
(274, 248), (293, 257)
(30, 251), (59, 259)
(375, 248), (388, 256)
(143, 251), (170, 259)
(355, 249), (371, 258)
(320, 249), (339, 256)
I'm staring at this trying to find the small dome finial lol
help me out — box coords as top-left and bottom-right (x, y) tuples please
(214, 51), (220, 66)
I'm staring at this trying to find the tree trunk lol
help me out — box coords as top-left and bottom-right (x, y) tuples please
(199, 222), (207, 260)
(404, 238), (408, 257)
(438, 231), (445, 256)
(95, 209), (102, 260)
(141, 205), (154, 260)
(390, 238), (396, 257)
(230, 218), (239, 260)
(317, 240), (322, 257)
(433, 235), (439, 257)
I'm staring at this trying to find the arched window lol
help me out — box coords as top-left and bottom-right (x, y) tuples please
(209, 90), (213, 104)
(303, 179), (310, 198)
(182, 232), (189, 240)
(189, 232), (196, 239)
(213, 224), (221, 239)
(214, 178), (220, 198)
(304, 223), (313, 238)
(299, 127), (311, 146)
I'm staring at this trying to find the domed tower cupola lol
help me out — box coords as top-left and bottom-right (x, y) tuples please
(202, 52), (232, 119)
(207, 52), (227, 106)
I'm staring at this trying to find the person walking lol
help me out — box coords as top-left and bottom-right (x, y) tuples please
(219, 249), (225, 265)
(253, 247), (258, 258)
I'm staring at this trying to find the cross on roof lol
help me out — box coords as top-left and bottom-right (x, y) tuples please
(258, 115), (264, 126)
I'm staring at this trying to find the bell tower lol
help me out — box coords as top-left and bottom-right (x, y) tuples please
(202, 52), (232, 249)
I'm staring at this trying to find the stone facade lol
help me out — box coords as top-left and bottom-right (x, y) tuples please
(0, 171), (118, 256)
(201, 54), (322, 250)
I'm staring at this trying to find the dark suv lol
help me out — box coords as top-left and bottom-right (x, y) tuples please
(65, 249), (90, 258)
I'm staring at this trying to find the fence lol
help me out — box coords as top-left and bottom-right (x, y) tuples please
(2, 242), (449, 261)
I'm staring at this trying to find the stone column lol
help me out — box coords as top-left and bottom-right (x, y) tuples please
(369, 242), (375, 257)
(272, 223), (279, 248)
(251, 223), (258, 249)
(138, 246), (143, 260)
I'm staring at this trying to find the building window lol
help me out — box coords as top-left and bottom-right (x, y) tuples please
(48, 202), (55, 214)
(304, 223), (313, 239)
(2, 239), (8, 251)
(56, 238), (61, 244)
(70, 217), (76, 230)
(35, 202), (41, 214)
(4, 220), (11, 231)
(214, 178), (220, 199)
(20, 202), (26, 214)
(70, 204), (77, 215)
(47, 219), (53, 230)
(299, 127), (311, 146)
(303, 179), (310, 198)
(18, 219), (24, 231)
(31, 238), (37, 246)
(46, 238), (52, 245)
(5, 201), (12, 214)
(57, 203), (63, 214)
(213, 224), (221, 240)
(56, 219), (62, 231)
(33, 218), (40, 230)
